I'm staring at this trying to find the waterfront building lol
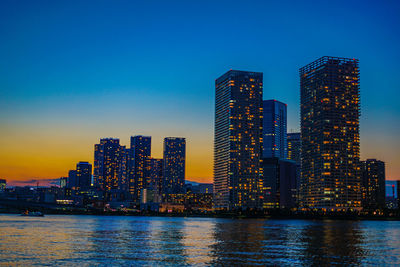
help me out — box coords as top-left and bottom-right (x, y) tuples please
(149, 158), (163, 194)
(300, 56), (361, 210)
(262, 157), (299, 209)
(93, 138), (122, 192)
(118, 146), (129, 192)
(129, 135), (152, 202)
(214, 70), (264, 210)
(287, 132), (301, 165)
(361, 159), (386, 210)
(263, 100), (287, 159)
(163, 137), (186, 195)
(76, 162), (92, 189)
(0, 179), (6, 191)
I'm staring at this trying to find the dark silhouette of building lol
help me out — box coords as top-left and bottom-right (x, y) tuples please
(129, 135), (151, 202)
(67, 170), (77, 189)
(361, 159), (386, 210)
(214, 70), (264, 210)
(76, 162), (92, 189)
(287, 132), (301, 165)
(300, 56), (361, 210)
(263, 100), (287, 159)
(262, 157), (299, 209)
(163, 137), (186, 195)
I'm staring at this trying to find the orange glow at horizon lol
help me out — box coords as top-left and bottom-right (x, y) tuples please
(0, 124), (214, 184)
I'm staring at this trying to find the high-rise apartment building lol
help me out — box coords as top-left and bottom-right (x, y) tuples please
(262, 157), (299, 209)
(214, 70), (264, 210)
(361, 159), (386, 210)
(93, 138), (122, 192)
(300, 56), (361, 210)
(129, 136), (151, 202)
(263, 100), (287, 159)
(149, 158), (163, 194)
(287, 132), (301, 165)
(76, 161), (92, 189)
(163, 137), (186, 195)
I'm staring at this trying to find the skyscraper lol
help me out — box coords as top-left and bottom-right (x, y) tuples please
(163, 137), (186, 195)
(76, 161), (92, 189)
(287, 132), (301, 165)
(214, 70), (264, 210)
(129, 135), (151, 202)
(361, 159), (386, 210)
(149, 158), (163, 194)
(300, 56), (361, 210)
(262, 157), (299, 209)
(93, 138), (122, 192)
(263, 100), (287, 159)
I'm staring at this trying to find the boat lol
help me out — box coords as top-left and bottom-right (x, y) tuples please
(21, 211), (44, 217)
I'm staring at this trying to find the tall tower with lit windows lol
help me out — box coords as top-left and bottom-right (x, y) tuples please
(214, 70), (264, 210)
(263, 99), (287, 159)
(300, 56), (361, 210)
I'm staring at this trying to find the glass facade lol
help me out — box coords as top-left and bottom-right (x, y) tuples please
(214, 70), (264, 210)
(163, 137), (186, 195)
(300, 56), (361, 210)
(263, 100), (287, 159)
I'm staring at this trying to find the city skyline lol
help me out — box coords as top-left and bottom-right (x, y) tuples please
(1, 1), (400, 185)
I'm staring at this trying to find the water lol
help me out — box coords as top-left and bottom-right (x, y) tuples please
(0, 214), (399, 266)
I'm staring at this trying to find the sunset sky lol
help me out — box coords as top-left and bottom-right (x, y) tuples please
(1, 0), (399, 185)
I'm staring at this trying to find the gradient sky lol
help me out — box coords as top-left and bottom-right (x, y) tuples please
(1, 0), (399, 184)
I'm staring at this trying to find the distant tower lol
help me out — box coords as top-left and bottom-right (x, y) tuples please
(300, 56), (361, 210)
(163, 137), (186, 195)
(129, 135), (151, 202)
(76, 162), (92, 189)
(93, 138), (122, 192)
(361, 159), (386, 210)
(214, 70), (264, 210)
(67, 170), (77, 189)
(287, 133), (301, 165)
(263, 100), (287, 159)
(149, 158), (163, 194)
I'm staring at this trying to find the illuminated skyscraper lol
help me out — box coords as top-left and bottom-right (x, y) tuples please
(76, 161), (92, 189)
(149, 158), (163, 194)
(163, 137), (185, 195)
(361, 159), (386, 210)
(129, 136), (151, 202)
(300, 56), (361, 210)
(263, 100), (287, 159)
(93, 138), (122, 192)
(214, 70), (264, 210)
(287, 132), (301, 165)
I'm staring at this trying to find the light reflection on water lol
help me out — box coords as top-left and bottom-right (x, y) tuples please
(0, 215), (399, 266)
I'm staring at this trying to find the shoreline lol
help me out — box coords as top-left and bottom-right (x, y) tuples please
(1, 210), (400, 221)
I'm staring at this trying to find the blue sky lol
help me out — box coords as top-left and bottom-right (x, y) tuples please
(0, 0), (399, 182)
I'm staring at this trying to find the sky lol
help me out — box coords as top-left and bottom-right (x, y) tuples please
(0, 0), (399, 185)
